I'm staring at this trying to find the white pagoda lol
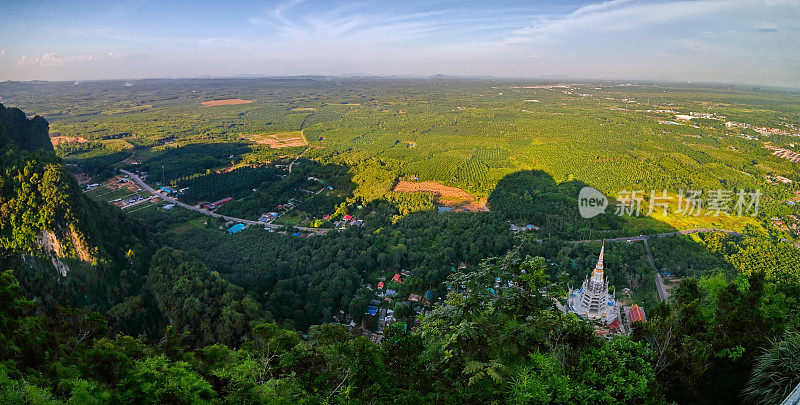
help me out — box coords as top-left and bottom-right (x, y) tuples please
(568, 242), (617, 323)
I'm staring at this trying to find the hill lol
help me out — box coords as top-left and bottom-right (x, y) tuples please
(0, 102), (156, 329)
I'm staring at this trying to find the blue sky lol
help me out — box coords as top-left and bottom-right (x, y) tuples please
(1, 0), (798, 86)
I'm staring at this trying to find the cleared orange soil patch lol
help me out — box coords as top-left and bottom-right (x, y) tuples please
(51, 135), (87, 145)
(393, 181), (489, 212)
(243, 131), (307, 148)
(200, 99), (255, 107)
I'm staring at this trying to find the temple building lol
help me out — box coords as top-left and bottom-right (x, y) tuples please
(567, 242), (618, 323)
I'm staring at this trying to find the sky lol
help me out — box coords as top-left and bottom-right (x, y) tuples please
(1, 0), (798, 87)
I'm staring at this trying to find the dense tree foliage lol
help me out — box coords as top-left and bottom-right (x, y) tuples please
(703, 227), (800, 281)
(147, 248), (270, 347)
(632, 271), (799, 403)
(0, 253), (670, 404)
(489, 170), (625, 239)
(166, 211), (515, 328)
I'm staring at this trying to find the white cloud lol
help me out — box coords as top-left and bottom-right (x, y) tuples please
(247, 0), (487, 47)
(571, 0), (634, 17)
(507, 0), (795, 43)
(12, 52), (102, 69)
(13, 53), (70, 68)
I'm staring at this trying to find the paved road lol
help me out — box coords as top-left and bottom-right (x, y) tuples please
(615, 303), (626, 335)
(569, 228), (741, 244)
(642, 238), (657, 270)
(655, 273), (670, 302)
(643, 238), (671, 302)
(119, 170), (330, 234)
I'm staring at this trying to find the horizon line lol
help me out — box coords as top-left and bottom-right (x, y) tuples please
(3, 74), (799, 92)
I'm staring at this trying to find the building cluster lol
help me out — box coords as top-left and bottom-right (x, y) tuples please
(765, 174), (794, 185)
(688, 112), (724, 120)
(727, 121), (800, 137)
(766, 146), (800, 164)
(113, 194), (152, 209)
(338, 269), (434, 343)
(258, 212), (280, 223)
(333, 214), (365, 228)
(335, 241), (653, 343)
(509, 223), (540, 233)
(786, 191), (800, 208)
(771, 215), (800, 237)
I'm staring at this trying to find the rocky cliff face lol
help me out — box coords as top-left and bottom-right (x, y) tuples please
(0, 102), (155, 317)
(0, 103), (53, 152)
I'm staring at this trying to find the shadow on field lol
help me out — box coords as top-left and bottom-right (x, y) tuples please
(487, 169), (677, 240)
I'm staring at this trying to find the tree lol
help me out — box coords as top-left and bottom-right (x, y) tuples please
(507, 352), (572, 404)
(572, 337), (662, 404)
(120, 355), (215, 404)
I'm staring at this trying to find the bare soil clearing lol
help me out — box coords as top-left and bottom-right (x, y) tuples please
(200, 99), (255, 107)
(393, 181), (489, 212)
(243, 131), (307, 148)
(50, 135), (87, 145)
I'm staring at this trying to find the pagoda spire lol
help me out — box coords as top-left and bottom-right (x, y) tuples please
(590, 241), (605, 283)
(596, 240), (605, 271)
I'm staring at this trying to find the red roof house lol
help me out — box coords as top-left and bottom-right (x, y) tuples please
(377, 281), (384, 289)
(343, 214), (353, 221)
(626, 305), (646, 324)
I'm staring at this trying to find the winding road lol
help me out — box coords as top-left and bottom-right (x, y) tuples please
(120, 169), (330, 234)
(568, 228), (741, 244)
